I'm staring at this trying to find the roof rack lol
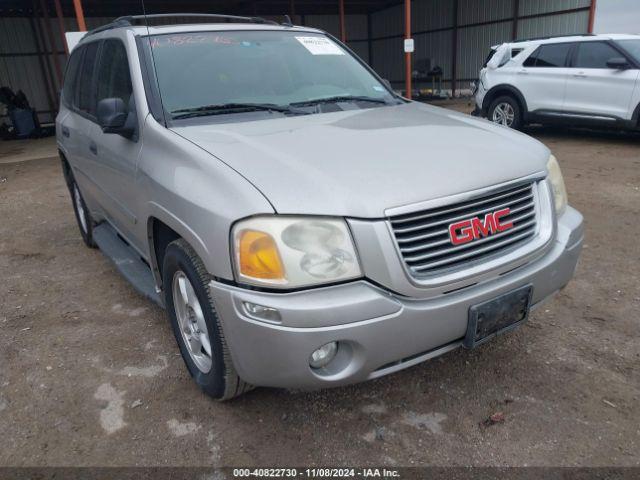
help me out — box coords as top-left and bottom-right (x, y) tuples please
(511, 33), (596, 43)
(85, 13), (279, 36)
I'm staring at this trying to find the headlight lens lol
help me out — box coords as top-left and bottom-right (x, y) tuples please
(232, 216), (362, 288)
(546, 154), (568, 216)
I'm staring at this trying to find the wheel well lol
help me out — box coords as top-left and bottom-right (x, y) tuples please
(150, 218), (181, 282)
(484, 86), (527, 118)
(633, 102), (640, 127)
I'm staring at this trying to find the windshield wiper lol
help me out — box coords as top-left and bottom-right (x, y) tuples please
(171, 103), (306, 119)
(290, 95), (391, 107)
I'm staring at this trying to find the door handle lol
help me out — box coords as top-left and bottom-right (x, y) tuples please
(573, 72), (587, 78)
(518, 69), (528, 74)
(89, 141), (98, 155)
(61, 126), (70, 138)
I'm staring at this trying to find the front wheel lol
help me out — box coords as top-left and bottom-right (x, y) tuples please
(162, 239), (251, 400)
(488, 96), (523, 130)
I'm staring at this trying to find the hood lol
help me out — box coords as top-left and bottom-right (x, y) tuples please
(172, 102), (549, 218)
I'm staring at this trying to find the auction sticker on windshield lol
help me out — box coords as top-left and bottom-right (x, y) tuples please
(296, 36), (345, 55)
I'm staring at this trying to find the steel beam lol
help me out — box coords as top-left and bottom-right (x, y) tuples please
(53, 0), (68, 54)
(588, 0), (597, 33)
(404, 0), (411, 99)
(72, 0), (87, 31)
(38, 0), (63, 86)
(339, 0), (346, 42)
(451, 0), (458, 98)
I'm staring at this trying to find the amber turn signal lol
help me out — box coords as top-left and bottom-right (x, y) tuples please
(238, 230), (285, 280)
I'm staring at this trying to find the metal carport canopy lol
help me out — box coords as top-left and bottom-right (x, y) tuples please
(1, 0), (597, 112)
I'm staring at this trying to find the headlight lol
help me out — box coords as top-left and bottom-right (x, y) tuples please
(232, 216), (362, 288)
(546, 154), (568, 216)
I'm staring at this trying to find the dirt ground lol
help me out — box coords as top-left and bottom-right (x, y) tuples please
(0, 102), (639, 467)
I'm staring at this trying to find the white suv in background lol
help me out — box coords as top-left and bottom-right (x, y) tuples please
(474, 34), (640, 131)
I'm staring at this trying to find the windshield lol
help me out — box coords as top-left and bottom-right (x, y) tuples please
(149, 31), (396, 118)
(616, 39), (640, 62)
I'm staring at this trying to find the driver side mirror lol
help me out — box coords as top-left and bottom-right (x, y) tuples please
(606, 57), (630, 70)
(97, 97), (134, 137)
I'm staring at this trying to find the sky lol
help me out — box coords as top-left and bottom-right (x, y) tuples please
(594, 0), (640, 34)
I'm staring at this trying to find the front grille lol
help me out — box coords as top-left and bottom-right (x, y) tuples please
(390, 182), (538, 276)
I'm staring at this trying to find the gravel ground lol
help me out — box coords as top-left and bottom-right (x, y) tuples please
(0, 103), (639, 467)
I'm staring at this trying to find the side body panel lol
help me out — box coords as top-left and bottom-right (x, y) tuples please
(85, 31), (149, 253)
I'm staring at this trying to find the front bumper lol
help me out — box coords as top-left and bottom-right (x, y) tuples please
(210, 207), (583, 389)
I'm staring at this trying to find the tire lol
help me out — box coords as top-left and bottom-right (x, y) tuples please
(162, 238), (251, 401)
(69, 179), (97, 248)
(488, 95), (523, 130)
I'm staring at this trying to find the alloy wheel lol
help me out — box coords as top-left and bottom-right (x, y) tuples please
(172, 271), (213, 373)
(492, 102), (515, 127)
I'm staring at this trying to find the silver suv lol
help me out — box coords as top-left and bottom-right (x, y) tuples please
(56, 15), (584, 400)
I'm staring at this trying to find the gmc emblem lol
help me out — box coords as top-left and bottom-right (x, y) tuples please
(448, 208), (514, 246)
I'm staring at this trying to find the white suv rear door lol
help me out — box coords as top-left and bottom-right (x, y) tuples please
(563, 41), (639, 120)
(517, 42), (573, 112)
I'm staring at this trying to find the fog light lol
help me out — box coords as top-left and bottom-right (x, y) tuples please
(309, 342), (338, 369)
(243, 302), (281, 323)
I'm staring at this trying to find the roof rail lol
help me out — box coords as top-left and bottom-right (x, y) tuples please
(85, 13), (279, 36)
(511, 33), (596, 43)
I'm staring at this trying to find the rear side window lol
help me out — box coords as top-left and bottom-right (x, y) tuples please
(62, 47), (83, 107)
(524, 43), (572, 67)
(77, 41), (100, 116)
(96, 40), (133, 109)
(575, 42), (620, 68)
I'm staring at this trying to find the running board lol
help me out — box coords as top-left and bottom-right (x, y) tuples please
(93, 223), (164, 308)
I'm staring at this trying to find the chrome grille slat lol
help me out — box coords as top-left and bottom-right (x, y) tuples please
(411, 228), (536, 272)
(391, 192), (534, 234)
(391, 183), (532, 225)
(400, 210), (536, 256)
(404, 216), (536, 262)
(390, 182), (539, 276)
(396, 202), (534, 245)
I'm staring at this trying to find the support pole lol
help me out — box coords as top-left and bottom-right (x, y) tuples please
(39, 0), (63, 86)
(451, 0), (458, 98)
(73, 0), (87, 31)
(339, 0), (346, 43)
(512, 0), (519, 40)
(367, 13), (373, 67)
(404, 0), (411, 99)
(28, 14), (57, 121)
(53, 0), (68, 54)
(588, 0), (597, 33)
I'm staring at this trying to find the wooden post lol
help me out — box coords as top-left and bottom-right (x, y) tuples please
(73, 0), (87, 31)
(588, 0), (597, 33)
(339, 0), (346, 43)
(53, 0), (68, 54)
(404, 0), (411, 99)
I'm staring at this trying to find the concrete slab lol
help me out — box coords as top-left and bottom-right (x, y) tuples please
(0, 136), (57, 164)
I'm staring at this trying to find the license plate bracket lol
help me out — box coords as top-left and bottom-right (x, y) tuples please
(464, 285), (533, 349)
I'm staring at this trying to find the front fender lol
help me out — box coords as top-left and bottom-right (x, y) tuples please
(138, 116), (274, 283)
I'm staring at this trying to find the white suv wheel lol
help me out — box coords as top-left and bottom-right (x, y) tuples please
(492, 102), (515, 127)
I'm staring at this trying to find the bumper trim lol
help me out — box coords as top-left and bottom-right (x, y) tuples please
(368, 339), (462, 380)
